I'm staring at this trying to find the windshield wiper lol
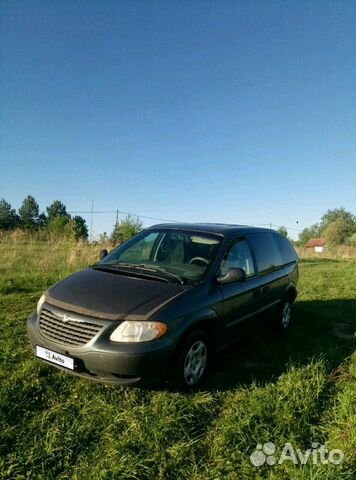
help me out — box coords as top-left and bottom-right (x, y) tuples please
(99, 262), (185, 285)
(91, 263), (169, 283)
(94, 262), (146, 271)
(138, 264), (185, 285)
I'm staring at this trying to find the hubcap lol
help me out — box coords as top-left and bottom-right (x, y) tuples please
(282, 302), (291, 328)
(183, 340), (207, 386)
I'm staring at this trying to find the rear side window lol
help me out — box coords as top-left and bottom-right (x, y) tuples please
(248, 233), (282, 274)
(274, 233), (298, 265)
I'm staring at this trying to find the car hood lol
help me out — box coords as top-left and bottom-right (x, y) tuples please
(46, 268), (187, 321)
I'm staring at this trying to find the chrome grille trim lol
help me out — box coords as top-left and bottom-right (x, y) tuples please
(39, 307), (103, 346)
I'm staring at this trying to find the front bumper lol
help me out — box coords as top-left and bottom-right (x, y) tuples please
(27, 311), (174, 385)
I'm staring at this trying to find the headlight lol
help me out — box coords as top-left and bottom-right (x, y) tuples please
(37, 294), (46, 315)
(110, 321), (167, 343)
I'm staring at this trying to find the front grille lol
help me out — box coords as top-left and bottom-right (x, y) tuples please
(39, 307), (103, 346)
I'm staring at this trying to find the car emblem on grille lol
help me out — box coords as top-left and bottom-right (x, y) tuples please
(59, 313), (84, 323)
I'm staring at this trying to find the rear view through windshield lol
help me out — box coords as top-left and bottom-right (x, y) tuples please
(101, 230), (222, 282)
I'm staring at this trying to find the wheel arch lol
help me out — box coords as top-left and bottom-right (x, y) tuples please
(284, 282), (298, 303)
(174, 310), (218, 354)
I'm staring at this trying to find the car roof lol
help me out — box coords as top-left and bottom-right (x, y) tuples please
(147, 222), (273, 238)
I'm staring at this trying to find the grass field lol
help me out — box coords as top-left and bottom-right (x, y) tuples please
(0, 241), (355, 479)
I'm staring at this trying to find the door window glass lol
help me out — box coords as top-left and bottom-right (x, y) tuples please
(220, 239), (255, 277)
(248, 233), (282, 274)
(274, 233), (298, 265)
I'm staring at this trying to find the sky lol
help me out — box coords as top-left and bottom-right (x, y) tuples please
(1, 0), (355, 239)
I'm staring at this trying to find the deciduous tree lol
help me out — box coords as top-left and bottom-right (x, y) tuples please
(320, 208), (356, 232)
(298, 224), (321, 246)
(324, 219), (356, 246)
(277, 226), (288, 238)
(111, 214), (143, 244)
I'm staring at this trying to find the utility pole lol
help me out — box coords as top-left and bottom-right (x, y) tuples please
(115, 208), (119, 229)
(89, 199), (94, 242)
(269, 222), (272, 229)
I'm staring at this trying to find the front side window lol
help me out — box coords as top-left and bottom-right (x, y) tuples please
(101, 229), (222, 282)
(220, 239), (255, 277)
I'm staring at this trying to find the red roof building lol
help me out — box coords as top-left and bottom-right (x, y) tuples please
(305, 238), (327, 252)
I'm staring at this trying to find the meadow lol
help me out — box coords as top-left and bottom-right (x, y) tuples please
(0, 240), (355, 479)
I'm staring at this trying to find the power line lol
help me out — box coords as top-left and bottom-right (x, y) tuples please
(68, 209), (304, 234)
(117, 209), (181, 223)
(68, 209), (181, 223)
(270, 223), (303, 232)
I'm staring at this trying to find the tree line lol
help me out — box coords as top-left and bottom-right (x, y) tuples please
(0, 196), (88, 240)
(1, 197), (354, 246)
(297, 208), (356, 246)
(0, 196), (144, 243)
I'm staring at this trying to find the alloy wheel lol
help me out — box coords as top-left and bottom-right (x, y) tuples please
(281, 302), (291, 329)
(183, 340), (208, 386)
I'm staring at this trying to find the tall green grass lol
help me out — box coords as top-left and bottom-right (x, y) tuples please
(0, 241), (355, 479)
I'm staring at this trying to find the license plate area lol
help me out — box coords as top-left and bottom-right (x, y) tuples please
(36, 345), (74, 370)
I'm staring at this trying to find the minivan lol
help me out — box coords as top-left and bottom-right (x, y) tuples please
(27, 224), (298, 387)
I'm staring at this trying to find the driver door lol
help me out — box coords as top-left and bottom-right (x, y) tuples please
(218, 237), (260, 344)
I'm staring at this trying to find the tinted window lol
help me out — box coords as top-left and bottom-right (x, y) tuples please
(248, 233), (282, 274)
(220, 239), (255, 277)
(274, 233), (298, 265)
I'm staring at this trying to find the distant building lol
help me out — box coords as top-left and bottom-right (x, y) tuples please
(305, 238), (327, 253)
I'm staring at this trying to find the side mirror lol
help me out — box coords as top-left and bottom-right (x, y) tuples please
(217, 267), (246, 285)
(99, 249), (108, 261)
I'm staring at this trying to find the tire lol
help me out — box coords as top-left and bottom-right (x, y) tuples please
(275, 300), (292, 331)
(171, 329), (210, 389)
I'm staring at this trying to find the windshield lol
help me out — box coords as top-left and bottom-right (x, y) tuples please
(100, 229), (222, 282)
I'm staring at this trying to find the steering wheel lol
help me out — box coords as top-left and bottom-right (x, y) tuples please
(189, 257), (209, 266)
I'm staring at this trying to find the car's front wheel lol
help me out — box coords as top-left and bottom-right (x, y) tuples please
(172, 329), (209, 388)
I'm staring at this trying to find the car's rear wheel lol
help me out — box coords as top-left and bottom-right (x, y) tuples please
(275, 300), (292, 331)
(172, 329), (209, 388)
(282, 301), (292, 328)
